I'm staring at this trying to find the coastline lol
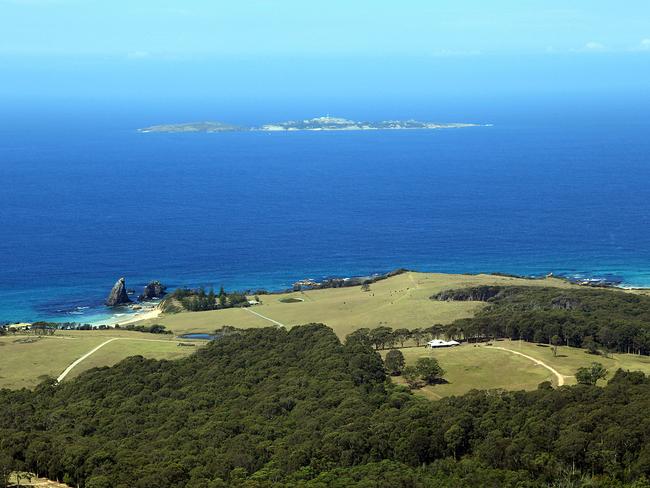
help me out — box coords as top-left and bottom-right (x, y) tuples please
(3, 268), (649, 327)
(103, 305), (162, 327)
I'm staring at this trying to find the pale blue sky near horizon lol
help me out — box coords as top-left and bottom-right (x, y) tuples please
(1, 0), (649, 108)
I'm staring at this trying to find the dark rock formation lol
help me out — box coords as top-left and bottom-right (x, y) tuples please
(139, 281), (167, 301)
(292, 269), (409, 292)
(106, 277), (132, 306)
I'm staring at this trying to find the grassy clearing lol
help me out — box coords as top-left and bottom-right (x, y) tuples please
(0, 330), (199, 389)
(386, 339), (650, 400)
(386, 345), (553, 399)
(64, 339), (197, 381)
(0, 335), (108, 389)
(139, 271), (574, 337)
(491, 339), (650, 384)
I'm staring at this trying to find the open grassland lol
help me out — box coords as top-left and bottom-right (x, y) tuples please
(64, 339), (197, 381)
(389, 339), (650, 400)
(0, 330), (200, 389)
(139, 271), (575, 337)
(492, 339), (650, 384)
(386, 345), (553, 399)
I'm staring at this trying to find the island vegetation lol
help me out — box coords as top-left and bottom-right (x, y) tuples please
(138, 116), (483, 133)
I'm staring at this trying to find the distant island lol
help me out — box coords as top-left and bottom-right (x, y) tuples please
(138, 116), (488, 133)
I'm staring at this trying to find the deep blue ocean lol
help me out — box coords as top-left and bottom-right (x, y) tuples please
(2, 99), (650, 323)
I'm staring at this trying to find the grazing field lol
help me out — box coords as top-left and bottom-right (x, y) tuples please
(492, 339), (650, 382)
(0, 330), (200, 389)
(138, 271), (574, 337)
(386, 344), (553, 399)
(63, 338), (198, 381)
(388, 340), (650, 400)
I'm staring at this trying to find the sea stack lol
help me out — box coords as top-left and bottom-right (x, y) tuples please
(106, 277), (132, 306)
(139, 280), (167, 301)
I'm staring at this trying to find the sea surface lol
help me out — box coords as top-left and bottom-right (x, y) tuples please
(2, 99), (650, 323)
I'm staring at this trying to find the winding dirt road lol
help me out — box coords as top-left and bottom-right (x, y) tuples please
(245, 308), (287, 328)
(56, 338), (119, 382)
(55, 336), (182, 383)
(489, 345), (567, 386)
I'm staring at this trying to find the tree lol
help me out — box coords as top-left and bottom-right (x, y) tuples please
(583, 336), (600, 355)
(551, 335), (562, 357)
(575, 362), (608, 385)
(392, 328), (411, 348)
(361, 283), (371, 292)
(444, 424), (465, 460)
(85, 475), (112, 488)
(0, 452), (12, 488)
(402, 366), (420, 388)
(346, 328), (373, 348)
(370, 326), (394, 350)
(415, 357), (445, 384)
(411, 328), (425, 347)
(384, 350), (405, 376)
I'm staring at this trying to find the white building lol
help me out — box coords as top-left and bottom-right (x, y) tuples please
(426, 339), (460, 348)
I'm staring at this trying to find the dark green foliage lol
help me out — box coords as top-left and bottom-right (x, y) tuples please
(402, 365), (420, 388)
(2, 326), (650, 487)
(437, 286), (650, 354)
(415, 357), (445, 384)
(167, 287), (250, 312)
(576, 362), (608, 385)
(384, 349), (405, 375)
(115, 323), (172, 334)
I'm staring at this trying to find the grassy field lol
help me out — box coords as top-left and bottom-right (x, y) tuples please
(492, 339), (650, 383)
(387, 339), (650, 400)
(64, 338), (197, 381)
(138, 271), (574, 337)
(0, 330), (200, 389)
(385, 344), (553, 399)
(0, 272), (617, 391)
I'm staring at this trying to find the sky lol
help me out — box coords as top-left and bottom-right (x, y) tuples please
(1, 0), (649, 114)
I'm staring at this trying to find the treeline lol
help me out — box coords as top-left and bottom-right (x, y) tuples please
(435, 285), (650, 355)
(164, 286), (251, 312)
(2, 324), (650, 487)
(0, 322), (113, 336)
(114, 323), (172, 334)
(346, 325), (449, 350)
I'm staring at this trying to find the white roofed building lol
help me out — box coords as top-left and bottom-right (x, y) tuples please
(426, 339), (460, 348)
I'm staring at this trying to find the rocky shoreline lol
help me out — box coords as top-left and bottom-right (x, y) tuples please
(1, 269), (632, 328)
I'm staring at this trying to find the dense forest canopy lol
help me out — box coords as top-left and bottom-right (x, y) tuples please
(435, 286), (650, 355)
(2, 324), (650, 487)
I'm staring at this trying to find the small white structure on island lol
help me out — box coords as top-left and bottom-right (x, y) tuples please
(426, 339), (460, 348)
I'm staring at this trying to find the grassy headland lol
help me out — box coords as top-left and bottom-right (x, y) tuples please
(140, 271), (574, 337)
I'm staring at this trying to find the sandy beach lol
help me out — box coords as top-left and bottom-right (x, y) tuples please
(111, 305), (162, 326)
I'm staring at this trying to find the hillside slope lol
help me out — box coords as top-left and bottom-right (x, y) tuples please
(2, 325), (650, 487)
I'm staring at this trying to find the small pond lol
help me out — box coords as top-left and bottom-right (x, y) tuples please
(178, 333), (216, 340)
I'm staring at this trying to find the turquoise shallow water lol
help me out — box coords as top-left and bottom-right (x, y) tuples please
(2, 101), (650, 323)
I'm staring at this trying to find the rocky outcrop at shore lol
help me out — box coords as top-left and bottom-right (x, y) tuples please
(292, 268), (408, 291)
(106, 277), (132, 306)
(139, 281), (167, 301)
